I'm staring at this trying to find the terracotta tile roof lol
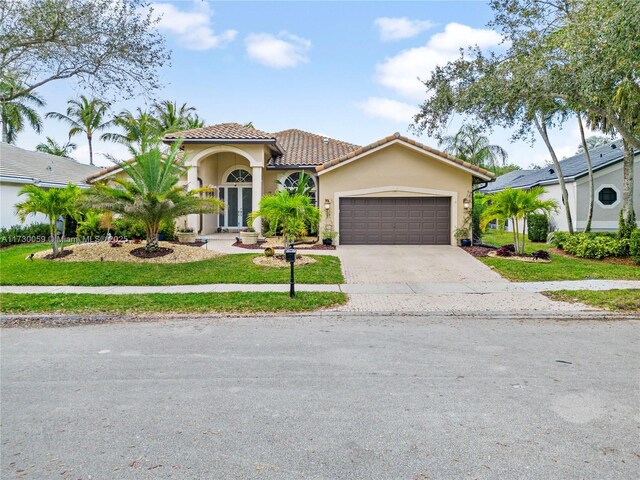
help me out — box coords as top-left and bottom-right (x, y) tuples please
(164, 122), (276, 140)
(269, 129), (361, 167)
(315, 132), (495, 180)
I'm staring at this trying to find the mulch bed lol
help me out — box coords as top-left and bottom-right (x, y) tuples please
(130, 247), (174, 259)
(41, 249), (74, 260)
(232, 241), (336, 250)
(170, 241), (207, 248)
(462, 246), (495, 257)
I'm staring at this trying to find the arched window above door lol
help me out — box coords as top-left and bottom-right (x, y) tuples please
(226, 168), (252, 183)
(280, 171), (317, 204)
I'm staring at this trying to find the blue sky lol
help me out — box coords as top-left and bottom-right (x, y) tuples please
(18, 0), (600, 167)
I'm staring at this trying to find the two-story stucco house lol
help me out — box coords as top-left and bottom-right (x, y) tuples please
(88, 123), (494, 245)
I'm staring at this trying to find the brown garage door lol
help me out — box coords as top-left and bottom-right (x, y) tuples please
(339, 197), (451, 245)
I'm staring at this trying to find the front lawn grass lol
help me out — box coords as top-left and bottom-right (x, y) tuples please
(478, 229), (640, 282)
(0, 243), (343, 286)
(544, 289), (640, 312)
(0, 292), (348, 314)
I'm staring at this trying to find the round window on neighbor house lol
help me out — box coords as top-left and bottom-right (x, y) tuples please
(598, 187), (618, 206)
(226, 169), (252, 183)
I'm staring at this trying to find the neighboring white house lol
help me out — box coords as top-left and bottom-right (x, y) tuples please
(0, 143), (102, 228)
(481, 140), (640, 232)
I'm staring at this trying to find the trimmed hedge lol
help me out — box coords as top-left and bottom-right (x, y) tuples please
(630, 230), (640, 264)
(0, 223), (51, 247)
(551, 232), (628, 259)
(527, 214), (548, 242)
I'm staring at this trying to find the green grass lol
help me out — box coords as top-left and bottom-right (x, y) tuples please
(544, 289), (640, 312)
(0, 243), (343, 286)
(478, 229), (640, 282)
(0, 292), (348, 314)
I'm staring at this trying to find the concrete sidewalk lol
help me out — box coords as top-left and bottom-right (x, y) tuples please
(2, 280), (638, 295)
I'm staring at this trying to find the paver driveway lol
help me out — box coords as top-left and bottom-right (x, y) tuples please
(338, 245), (505, 284)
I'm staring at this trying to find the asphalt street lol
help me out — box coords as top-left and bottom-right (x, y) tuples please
(1, 314), (639, 479)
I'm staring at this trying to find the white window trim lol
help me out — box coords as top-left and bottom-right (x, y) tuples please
(276, 170), (318, 192)
(221, 165), (253, 186)
(595, 184), (621, 209)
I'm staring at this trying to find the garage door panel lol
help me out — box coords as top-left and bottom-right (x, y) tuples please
(340, 197), (451, 245)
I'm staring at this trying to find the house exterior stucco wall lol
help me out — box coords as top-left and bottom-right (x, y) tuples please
(575, 155), (640, 231)
(1, 182), (48, 227)
(317, 143), (474, 245)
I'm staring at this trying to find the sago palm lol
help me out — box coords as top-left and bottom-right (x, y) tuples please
(35, 137), (77, 157)
(15, 183), (80, 257)
(46, 96), (114, 165)
(84, 140), (224, 251)
(249, 190), (320, 244)
(440, 124), (508, 172)
(0, 75), (45, 144)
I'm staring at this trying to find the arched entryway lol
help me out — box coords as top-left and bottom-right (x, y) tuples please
(218, 166), (253, 229)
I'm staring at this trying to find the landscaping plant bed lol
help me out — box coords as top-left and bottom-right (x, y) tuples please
(461, 246), (495, 257)
(253, 254), (317, 268)
(486, 251), (551, 263)
(41, 249), (74, 260)
(33, 241), (221, 264)
(232, 241), (336, 250)
(130, 246), (174, 259)
(548, 247), (639, 266)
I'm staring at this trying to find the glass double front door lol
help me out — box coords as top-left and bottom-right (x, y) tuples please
(219, 186), (252, 229)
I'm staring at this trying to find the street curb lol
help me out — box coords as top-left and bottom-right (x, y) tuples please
(1, 310), (638, 328)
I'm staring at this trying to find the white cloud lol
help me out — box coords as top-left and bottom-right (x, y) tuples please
(375, 23), (504, 100)
(149, 2), (237, 50)
(374, 17), (435, 42)
(245, 31), (311, 68)
(356, 97), (418, 123)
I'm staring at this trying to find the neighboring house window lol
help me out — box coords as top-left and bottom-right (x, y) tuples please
(281, 172), (317, 205)
(226, 169), (252, 183)
(596, 185), (620, 208)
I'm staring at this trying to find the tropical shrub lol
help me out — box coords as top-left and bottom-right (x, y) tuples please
(84, 141), (223, 251)
(562, 233), (628, 259)
(548, 231), (570, 248)
(500, 244), (515, 252)
(496, 246), (513, 257)
(248, 190), (320, 244)
(159, 220), (176, 241)
(113, 218), (146, 239)
(15, 183), (80, 256)
(527, 214), (549, 242)
(630, 230), (640, 264)
(0, 223), (50, 247)
(531, 249), (550, 260)
(76, 211), (106, 239)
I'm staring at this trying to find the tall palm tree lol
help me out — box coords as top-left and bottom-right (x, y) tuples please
(102, 108), (161, 153)
(481, 187), (558, 254)
(152, 100), (204, 134)
(35, 137), (77, 157)
(15, 183), (80, 257)
(84, 140), (224, 252)
(46, 96), (114, 165)
(439, 123), (508, 172)
(0, 76), (45, 143)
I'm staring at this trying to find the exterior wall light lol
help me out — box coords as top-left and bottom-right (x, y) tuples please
(463, 198), (471, 210)
(324, 199), (331, 210)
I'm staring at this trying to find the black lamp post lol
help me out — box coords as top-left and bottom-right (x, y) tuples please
(284, 242), (297, 298)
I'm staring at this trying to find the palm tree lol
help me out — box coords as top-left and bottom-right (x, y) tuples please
(84, 140), (224, 252)
(152, 100), (204, 134)
(248, 190), (320, 244)
(46, 96), (114, 165)
(102, 108), (161, 153)
(439, 123), (508, 172)
(35, 137), (77, 157)
(15, 183), (80, 257)
(481, 187), (558, 254)
(0, 76), (45, 143)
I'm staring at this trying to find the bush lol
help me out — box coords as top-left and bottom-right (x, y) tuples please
(548, 231), (570, 248)
(500, 244), (515, 252)
(531, 249), (550, 260)
(76, 211), (107, 240)
(562, 233), (628, 259)
(159, 220), (176, 241)
(527, 214), (548, 242)
(630, 230), (640, 264)
(496, 246), (513, 257)
(618, 209), (637, 240)
(0, 223), (51, 247)
(113, 218), (146, 239)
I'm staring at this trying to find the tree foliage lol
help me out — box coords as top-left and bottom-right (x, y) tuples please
(439, 123), (508, 172)
(35, 136), (77, 157)
(249, 191), (320, 244)
(0, 0), (170, 102)
(0, 74), (44, 143)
